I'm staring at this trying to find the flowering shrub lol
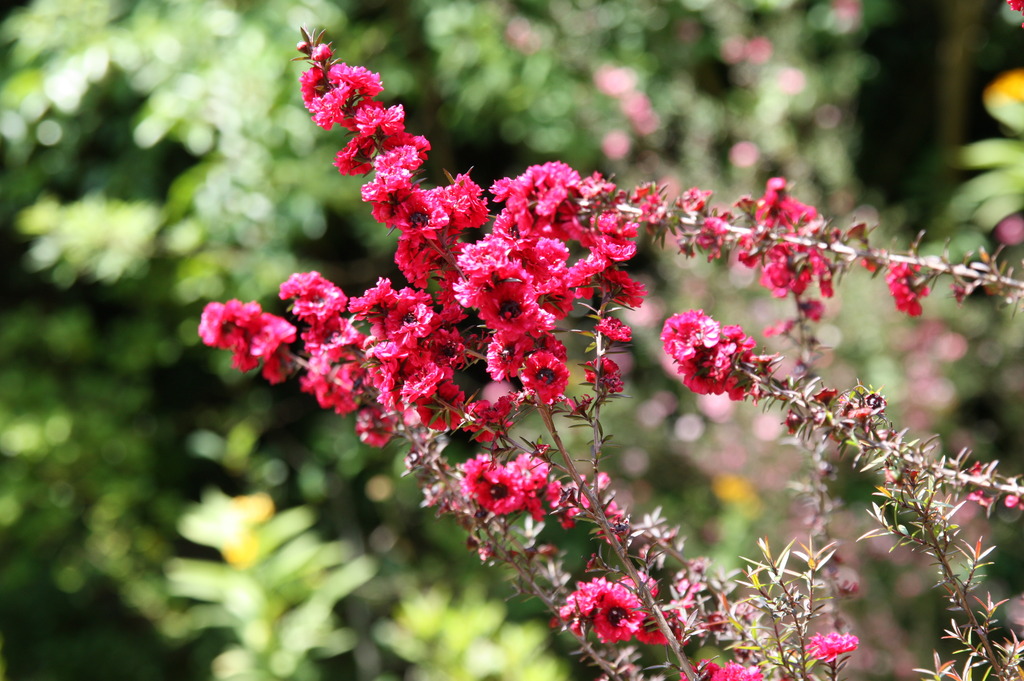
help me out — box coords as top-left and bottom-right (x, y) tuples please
(199, 28), (1024, 681)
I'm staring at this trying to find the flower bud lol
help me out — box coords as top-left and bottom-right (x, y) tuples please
(311, 43), (332, 61)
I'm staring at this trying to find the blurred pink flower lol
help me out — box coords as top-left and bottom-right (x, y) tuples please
(745, 37), (773, 64)
(621, 92), (660, 135)
(594, 65), (637, 97)
(505, 16), (541, 54)
(729, 141), (761, 168)
(601, 130), (632, 159)
(833, 0), (863, 32)
(721, 36), (747, 64)
(995, 214), (1024, 245)
(778, 67), (806, 95)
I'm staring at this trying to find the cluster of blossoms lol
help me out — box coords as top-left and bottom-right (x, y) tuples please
(661, 309), (762, 400)
(198, 300), (295, 384)
(282, 37), (652, 430)
(558, 576), (681, 645)
(740, 177), (833, 309)
(685, 177), (833, 318)
(677, 177), (936, 332)
(690, 661), (764, 681)
(806, 632), (860, 663)
(197, 32), (1024, 681)
(883, 262), (930, 317)
(459, 453), (556, 521)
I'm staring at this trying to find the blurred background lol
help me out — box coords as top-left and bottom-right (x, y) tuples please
(2, 0), (1024, 679)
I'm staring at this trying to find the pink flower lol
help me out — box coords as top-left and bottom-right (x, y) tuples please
(354, 404), (396, 448)
(585, 357), (624, 394)
(695, 216), (731, 260)
(332, 134), (378, 175)
(299, 63), (385, 131)
(629, 182), (670, 224)
(279, 271), (347, 322)
(558, 577), (645, 643)
(490, 161), (584, 243)
(461, 395), (517, 443)
(199, 300), (296, 383)
(299, 354), (366, 415)
(807, 632), (860, 662)
(754, 177), (819, 228)
(679, 187), (712, 213)
(595, 316), (632, 342)
(661, 310), (756, 400)
(475, 279), (553, 336)
(968, 489), (993, 508)
(521, 350), (570, 405)
(460, 453), (552, 520)
(485, 332), (535, 381)
(735, 179), (833, 300)
(886, 262), (930, 316)
(684, 661), (764, 681)
(601, 269), (647, 308)
(326, 63), (383, 100)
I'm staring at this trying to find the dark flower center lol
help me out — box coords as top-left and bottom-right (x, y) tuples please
(498, 300), (521, 320)
(536, 367), (557, 384)
(864, 393), (886, 410)
(410, 212), (429, 227)
(607, 606), (628, 627)
(490, 482), (509, 499)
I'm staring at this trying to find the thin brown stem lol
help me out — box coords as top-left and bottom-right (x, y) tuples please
(536, 403), (698, 680)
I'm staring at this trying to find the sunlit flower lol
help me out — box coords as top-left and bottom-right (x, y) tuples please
(983, 69), (1024, 108)
(807, 631), (859, 662)
(221, 494), (276, 568)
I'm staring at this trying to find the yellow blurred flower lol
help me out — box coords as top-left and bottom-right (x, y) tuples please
(983, 69), (1024, 108)
(231, 493), (275, 523)
(712, 473), (761, 514)
(220, 493), (274, 568)
(222, 530), (260, 568)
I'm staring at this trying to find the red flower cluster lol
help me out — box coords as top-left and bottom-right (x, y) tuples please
(595, 316), (633, 342)
(885, 262), (930, 316)
(684, 661), (764, 681)
(806, 631), (859, 662)
(279, 271), (368, 415)
(205, 49), (654, 441)
(558, 576), (681, 645)
(459, 453), (556, 521)
(199, 276), (400, 445)
(661, 310), (757, 400)
(199, 300), (295, 384)
(585, 357), (625, 394)
(680, 179), (940, 323)
(739, 178), (833, 311)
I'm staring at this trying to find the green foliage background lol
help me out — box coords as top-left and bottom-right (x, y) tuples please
(2, 0), (1024, 680)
